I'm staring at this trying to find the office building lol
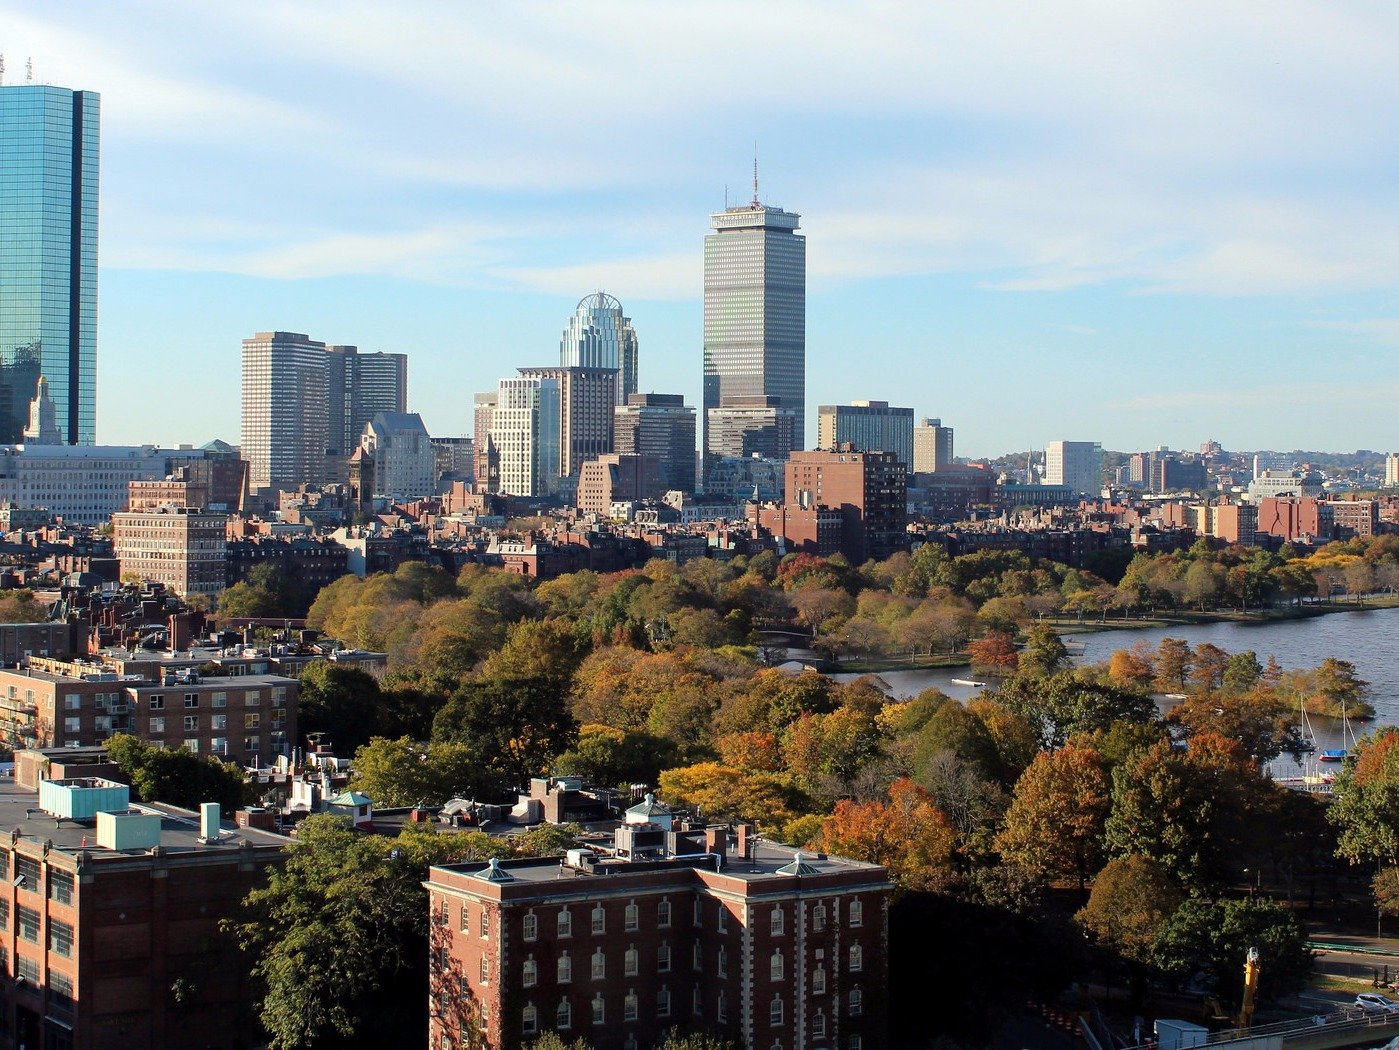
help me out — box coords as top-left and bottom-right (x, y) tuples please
(241, 332), (329, 491)
(818, 401), (914, 472)
(0, 752), (288, 1050)
(1044, 441), (1102, 496)
(705, 396), (797, 465)
(0, 84), (99, 445)
(433, 437), (474, 486)
(517, 367), (617, 479)
(493, 376), (561, 498)
(474, 392), (500, 493)
(912, 418), (954, 474)
(359, 411), (434, 501)
(576, 454), (665, 517)
(324, 345), (408, 479)
(1247, 469), (1324, 501)
(703, 189), (805, 460)
(112, 505), (229, 598)
(613, 394), (697, 494)
(561, 293), (639, 406)
(427, 799), (891, 1050)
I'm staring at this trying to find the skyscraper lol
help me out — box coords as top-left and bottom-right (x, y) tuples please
(613, 393), (697, 494)
(516, 366), (617, 479)
(703, 181), (805, 467)
(818, 401), (915, 472)
(241, 332), (330, 490)
(560, 293), (639, 405)
(493, 376), (560, 498)
(913, 418), (954, 474)
(325, 345), (408, 478)
(1045, 440), (1102, 496)
(0, 84), (99, 444)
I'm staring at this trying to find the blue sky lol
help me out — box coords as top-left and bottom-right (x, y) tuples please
(6, 1), (1399, 457)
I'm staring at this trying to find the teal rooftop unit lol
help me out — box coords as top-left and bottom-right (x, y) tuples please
(38, 776), (128, 819)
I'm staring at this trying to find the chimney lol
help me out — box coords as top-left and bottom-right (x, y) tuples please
(168, 612), (191, 654)
(736, 823), (753, 860)
(704, 827), (725, 855)
(200, 802), (220, 842)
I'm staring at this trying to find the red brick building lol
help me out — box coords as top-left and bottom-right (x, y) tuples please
(782, 447), (907, 564)
(427, 803), (891, 1050)
(0, 750), (288, 1049)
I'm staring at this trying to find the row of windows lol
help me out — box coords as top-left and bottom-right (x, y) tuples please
(511, 940), (864, 987)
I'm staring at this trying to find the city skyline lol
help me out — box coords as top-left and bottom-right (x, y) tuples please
(4, 4), (1399, 454)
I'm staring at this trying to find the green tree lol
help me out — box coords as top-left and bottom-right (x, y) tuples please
(994, 670), (1156, 751)
(1222, 651), (1264, 693)
(433, 676), (577, 791)
(996, 745), (1111, 894)
(105, 733), (248, 812)
(1329, 728), (1399, 870)
(1153, 896), (1312, 1000)
(217, 580), (281, 618)
(297, 662), (382, 755)
(349, 737), (486, 807)
(1019, 623), (1069, 677)
(552, 724), (681, 788)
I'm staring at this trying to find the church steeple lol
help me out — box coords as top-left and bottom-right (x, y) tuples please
(23, 376), (62, 445)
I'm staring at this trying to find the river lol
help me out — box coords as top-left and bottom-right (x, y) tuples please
(830, 605), (1399, 779)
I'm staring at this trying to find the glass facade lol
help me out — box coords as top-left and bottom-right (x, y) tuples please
(0, 85), (99, 444)
(560, 292), (639, 405)
(702, 203), (805, 471)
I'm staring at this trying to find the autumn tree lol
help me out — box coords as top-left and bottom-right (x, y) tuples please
(1076, 855), (1181, 968)
(656, 762), (795, 828)
(1107, 644), (1154, 690)
(1019, 623), (1069, 678)
(432, 676), (576, 791)
(1189, 642), (1230, 693)
(967, 630), (1018, 673)
(1166, 687), (1309, 765)
(820, 778), (955, 891)
(996, 745), (1111, 893)
(1153, 638), (1192, 692)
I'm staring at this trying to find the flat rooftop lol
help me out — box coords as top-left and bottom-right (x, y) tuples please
(0, 777), (288, 858)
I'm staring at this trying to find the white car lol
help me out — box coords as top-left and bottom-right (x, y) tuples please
(1354, 993), (1399, 1014)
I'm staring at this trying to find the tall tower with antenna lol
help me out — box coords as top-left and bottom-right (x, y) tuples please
(702, 159), (806, 479)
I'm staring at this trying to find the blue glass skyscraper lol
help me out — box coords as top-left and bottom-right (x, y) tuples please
(0, 84), (99, 445)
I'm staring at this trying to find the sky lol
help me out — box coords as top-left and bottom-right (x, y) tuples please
(5, 1), (1399, 458)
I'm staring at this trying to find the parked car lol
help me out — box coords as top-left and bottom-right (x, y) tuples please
(1354, 993), (1399, 1014)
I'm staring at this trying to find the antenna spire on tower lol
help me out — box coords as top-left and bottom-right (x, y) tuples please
(752, 142), (760, 206)
(0, 55), (6, 85)
(25, 57), (33, 83)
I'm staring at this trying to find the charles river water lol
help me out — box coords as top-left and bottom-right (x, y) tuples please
(830, 605), (1399, 781)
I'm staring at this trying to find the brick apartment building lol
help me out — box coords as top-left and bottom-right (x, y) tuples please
(780, 447), (907, 564)
(427, 799), (892, 1050)
(111, 506), (228, 598)
(0, 657), (296, 765)
(576, 454), (665, 518)
(0, 748), (287, 1050)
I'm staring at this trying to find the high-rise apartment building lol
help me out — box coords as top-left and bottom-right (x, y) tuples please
(705, 396), (797, 464)
(359, 411), (434, 501)
(913, 418), (954, 474)
(241, 332), (329, 491)
(1044, 440), (1102, 496)
(784, 447), (908, 564)
(818, 401), (914, 472)
(517, 367), (617, 479)
(0, 84), (99, 445)
(613, 394), (697, 494)
(703, 191), (805, 460)
(493, 376), (561, 498)
(325, 345), (408, 473)
(561, 293), (639, 406)
(111, 505), (229, 598)
(1386, 453), (1399, 488)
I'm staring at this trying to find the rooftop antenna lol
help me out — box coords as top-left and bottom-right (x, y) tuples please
(1, 55), (6, 86)
(724, 183), (729, 209)
(751, 142), (760, 206)
(25, 57), (32, 83)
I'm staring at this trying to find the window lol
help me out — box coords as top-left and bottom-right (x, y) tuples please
(770, 997), (784, 1026)
(692, 987), (702, 1016)
(770, 951), (784, 981)
(523, 912), (538, 941)
(849, 944), (863, 972)
(849, 1037), (863, 1050)
(658, 986), (671, 1018)
(718, 946), (727, 978)
(149, 695), (164, 711)
(624, 946), (638, 977)
(591, 994), (605, 1025)
(522, 958), (537, 987)
(658, 942), (671, 971)
(591, 948), (605, 980)
(14, 857), (39, 893)
(521, 1004), (538, 1035)
(15, 955), (38, 984)
(149, 717), (164, 733)
(211, 691), (227, 708)
(48, 920), (72, 958)
(693, 897), (702, 927)
(441, 1036), (454, 1050)
(49, 970), (73, 1014)
(813, 965), (827, 995)
(184, 693), (199, 708)
(183, 714), (199, 731)
(186, 738), (200, 753)
(211, 738), (228, 756)
(212, 714), (227, 730)
(479, 956), (490, 984)
(458, 904), (468, 932)
(0, 899), (9, 928)
(658, 899), (671, 927)
(849, 899), (863, 927)
(849, 987), (863, 1016)
(64, 717), (80, 734)
(480, 909), (490, 938)
(557, 1000), (572, 1030)
(624, 990), (638, 1021)
(558, 909), (572, 938)
(591, 904), (605, 934)
(692, 942), (702, 971)
(16, 906), (39, 942)
(63, 694), (79, 711)
(717, 990), (727, 1024)
(245, 691), (261, 706)
(557, 953), (572, 984)
(624, 901), (638, 931)
(812, 1012), (827, 1038)
(243, 736), (259, 753)
(813, 903), (827, 932)
(244, 713), (260, 729)
(771, 906), (784, 936)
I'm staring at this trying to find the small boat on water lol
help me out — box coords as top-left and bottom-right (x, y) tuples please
(1318, 749), (1347, 763)
(950, 678), (986, 688)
